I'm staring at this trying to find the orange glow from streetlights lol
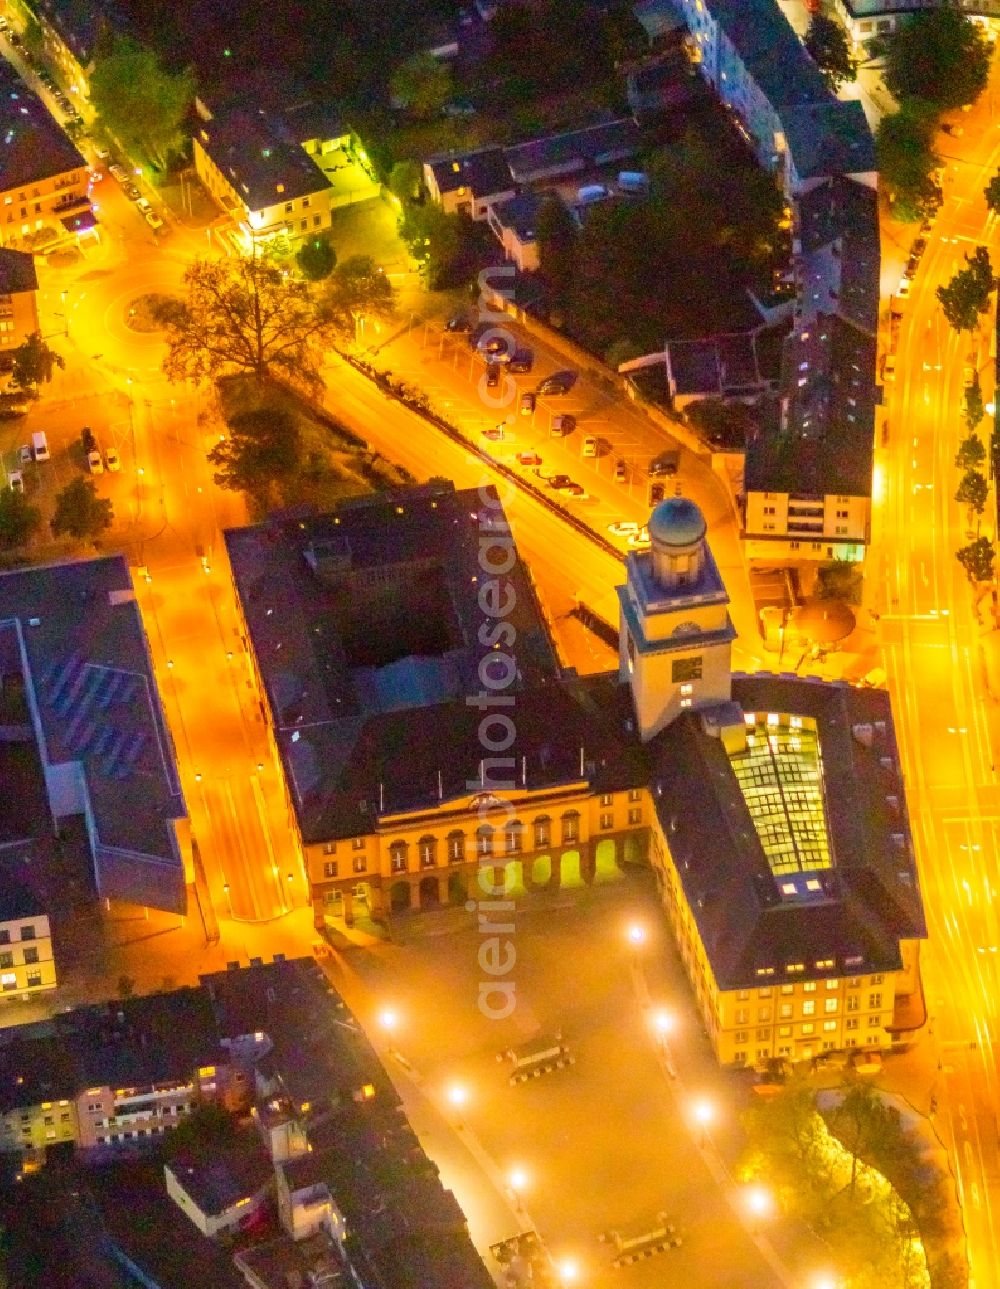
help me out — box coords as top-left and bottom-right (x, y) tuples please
(508, 1166), (528, 1193)
(557, 1257), (581, 1283)
(651, 1008), (675, 1037)
(447, 1082), (468, 1110)
(377, 1006), (398, 1033)
(744, 1183), (772, 1219)
(626, 922), (646, 946)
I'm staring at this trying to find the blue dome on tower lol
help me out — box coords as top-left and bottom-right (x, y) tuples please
(647, 494), (706, 550)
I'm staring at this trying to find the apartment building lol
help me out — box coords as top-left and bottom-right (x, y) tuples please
(0, 879), (56, 999)
(833, 0), (1000, 46)
(0, 62), (90, 250)
(0, 248), (39, 352)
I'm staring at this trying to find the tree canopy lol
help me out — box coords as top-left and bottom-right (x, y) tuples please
(208, 406), (301, 503)
(884, 7), (990, 110)
(90, 38), (194, 169)
(956, 435), (986, 472)
(390, 52), (453, 119)
(398, 202), (491, 289)
(536, 194), (578, 315)
(388, 160), (422, 205)
(11, 333), (64, 397)
(0, 488), (40, 551)
(957, 535), (995, 583)
(50, 479), (113, 543)
(937, 246), (994, 332)
(804, 15), (857, 92)
(985, 170), (1000, 216)
(956, 467), (988, 514)
(295, 234), (337, 282)
(324, 255), (395, 334)
(876, 103), (941, 223)
(155, 254), (339, 395)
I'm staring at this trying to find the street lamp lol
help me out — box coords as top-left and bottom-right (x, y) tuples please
(446, 1082), (468, 1127)
(811, 1277), (840, 1289)
(378, 1006), (398, 1034)
(691, 1097), (714, 1146)
(744, 1183), (773, 1231)
(626, 922), (646, 947)
(650, 1008), (675, 1039)
(508, 1166), (528, 1194)
(557, 1257), (580, 1284)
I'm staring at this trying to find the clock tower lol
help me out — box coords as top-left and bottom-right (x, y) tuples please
(617, 493), (736, 742)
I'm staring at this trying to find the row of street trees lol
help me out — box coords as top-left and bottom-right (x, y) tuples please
(89, 37), (194, 172)
(875, 8), (991, 221)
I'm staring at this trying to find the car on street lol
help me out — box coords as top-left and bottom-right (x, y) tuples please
(485, 362), (501, 389)
(123, 182), (142, 202)
(94, 145), (110, 161)
(19, 444), (32, 466)
(649, 448), (679, 477)
(558, 481), (587, 497)
(546, 473), (573, 490)
(87, 448), (103, 473)
(482, 424), (505, 441)
(104, 446), (121, 472)
(941, 121), (964, 137)
(508, 348), (533, 373)
(0, 400), (28, 419)
(897, 275), (911, 299)
(614, 458), (627, 482)
(582, 435), (598, 457)
(473, 326), (515, 360)
(537, 375), (570, 395)
(519, 392), (535, 416)
(909, 236), (926, 266)
(144, 210), (164, 232)
(109, 163), (129, 183)
(882, 354), (896, 383)
(608, 520), (640, 537)
(963, 360), (977, 387)
(136, 196), (151, 214)
(627, 526), (651, 548)
(7, 471), (23, 493)
(516, 451), (542, 466)
(445, 313), (471, 332)
(551, 414), (576, 436)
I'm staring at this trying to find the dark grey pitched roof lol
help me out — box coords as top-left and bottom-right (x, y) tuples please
(426, 146), (513, 199)
(708, 0), (830, 108)
(649, 676), (925, 991)
(167, 1130), (271, 1217)
(0, 71), (87, 191)
(35, 0), (126, 65)
(0, 873), (44, 923)
(745, 315), (875, 496)
(782, 100), (876, 182)
(197, 108), (332, 208)
(490, 190), (546, 242)
(0, 248), (37, 295)
(504, 118), (642, 184)
(797, 177), (880, 335)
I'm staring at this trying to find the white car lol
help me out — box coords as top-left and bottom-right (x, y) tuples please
(608, 520), (640, 537)
(145, 209), (164, 232)
(627, 526), (651, 548)
(105, 447), (121, 472)
(7, 471), (22, 493)
(19, 444), (31, 466)
(897, 276), (911, 299)
(87, 448), (103, 474)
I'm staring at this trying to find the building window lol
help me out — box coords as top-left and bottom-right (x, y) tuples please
(476, 825), (494, 857)
(757, 1007), (771, 1022)
(735, 1031), (748, 1044)
(846, 1017), (859, 1030)
(780, 984), (794, 995)
(302, 196), (310, 208)
(735, 1008), (748, 1025)
(627, 808), (641, 825)
(671, 656), (702, 683)
(802, 1000), (815, 1016)
(758, 987), (772, 998)
(352, 837), (365, 850)
(0, 930), (8, 945)
(800, 1022), (814, 1035)
(323, 860), (338, 879)
(504, 821), (522, 854)
(779, 1004), (792, 1019)
(869, 993), (882, 1010)
(561, 812), (580, 844)
(352, 856), (367, 874)
(0, 953), (11, 970)
(870, 973), (884, 986)
(390, 841), (408, 874)
(533, 817), (550, 848)
(823, 1020), (837, 1032)
(868, 1015), (881, 1027)
(322, 842), (336, 855)
(756, 1028), (770, 1042)
(778, 1025), (792, 1038)
(19, 925), (35, 942)
(824, 998), (838, 1014)
(418, 836), (437, 868)
(599, 794), (613, 807)
(803, 982), (816, 993)
(628, 789), (641, 803)
(1, 973), (15, 991)
(600, 813), (613, 830)
(285, 202), (293, 213)
(847, 995), (859, 1012)
(447, 831), (465, 863)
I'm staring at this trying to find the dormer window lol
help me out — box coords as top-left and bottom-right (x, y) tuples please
(276, 183), (285, 194)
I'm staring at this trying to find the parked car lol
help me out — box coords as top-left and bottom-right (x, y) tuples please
(882, 354), (896, 384)
(445, 312), (471, 332)
(614, 458), (627, 482)
(627, 526), (651, 548)
(94, 145), (110, 161)
(546, 473), (573, 490)
(144, 210), (164, 232)
(32, 431), (49, 463)
(897, 275), (911, 299)
(485, 362), (501, 389)
(537, 375), (570, 395)
(559, 481), (587, 497)
(516, 451), (542, 466)
(482, 424), (505, 441)
(123, 182), (142, 202)
(508, 348), (533, 373)
(942, 121), (964, 137)
(109, 163), (129, 184)
(582, 435), (598, 457)
(963, 360), (977, 387)
(649, 448), (679, 477)
(519, 392), (536, 416)
(0, 400), (28, 419)
(473, 326), (515, 360)
(7, 471), (23, 493)
(104, 446), (121, 472)
(608, 520), (640, 537)
(136, 196), (151, 214)
(19, 444), (32, 466)
(551, 414), (576, 435)
(87, 448), (103, 474)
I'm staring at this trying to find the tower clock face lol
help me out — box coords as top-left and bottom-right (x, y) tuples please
(671, 620), (702, 638)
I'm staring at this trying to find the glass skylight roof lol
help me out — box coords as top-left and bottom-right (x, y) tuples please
(729, 712), (832, 876)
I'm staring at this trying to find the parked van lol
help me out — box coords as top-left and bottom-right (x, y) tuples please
(618, 171), (649, 195)
(32, 431), (50, 462)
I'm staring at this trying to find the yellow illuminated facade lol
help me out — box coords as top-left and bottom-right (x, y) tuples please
(0, 910), (56, 999)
